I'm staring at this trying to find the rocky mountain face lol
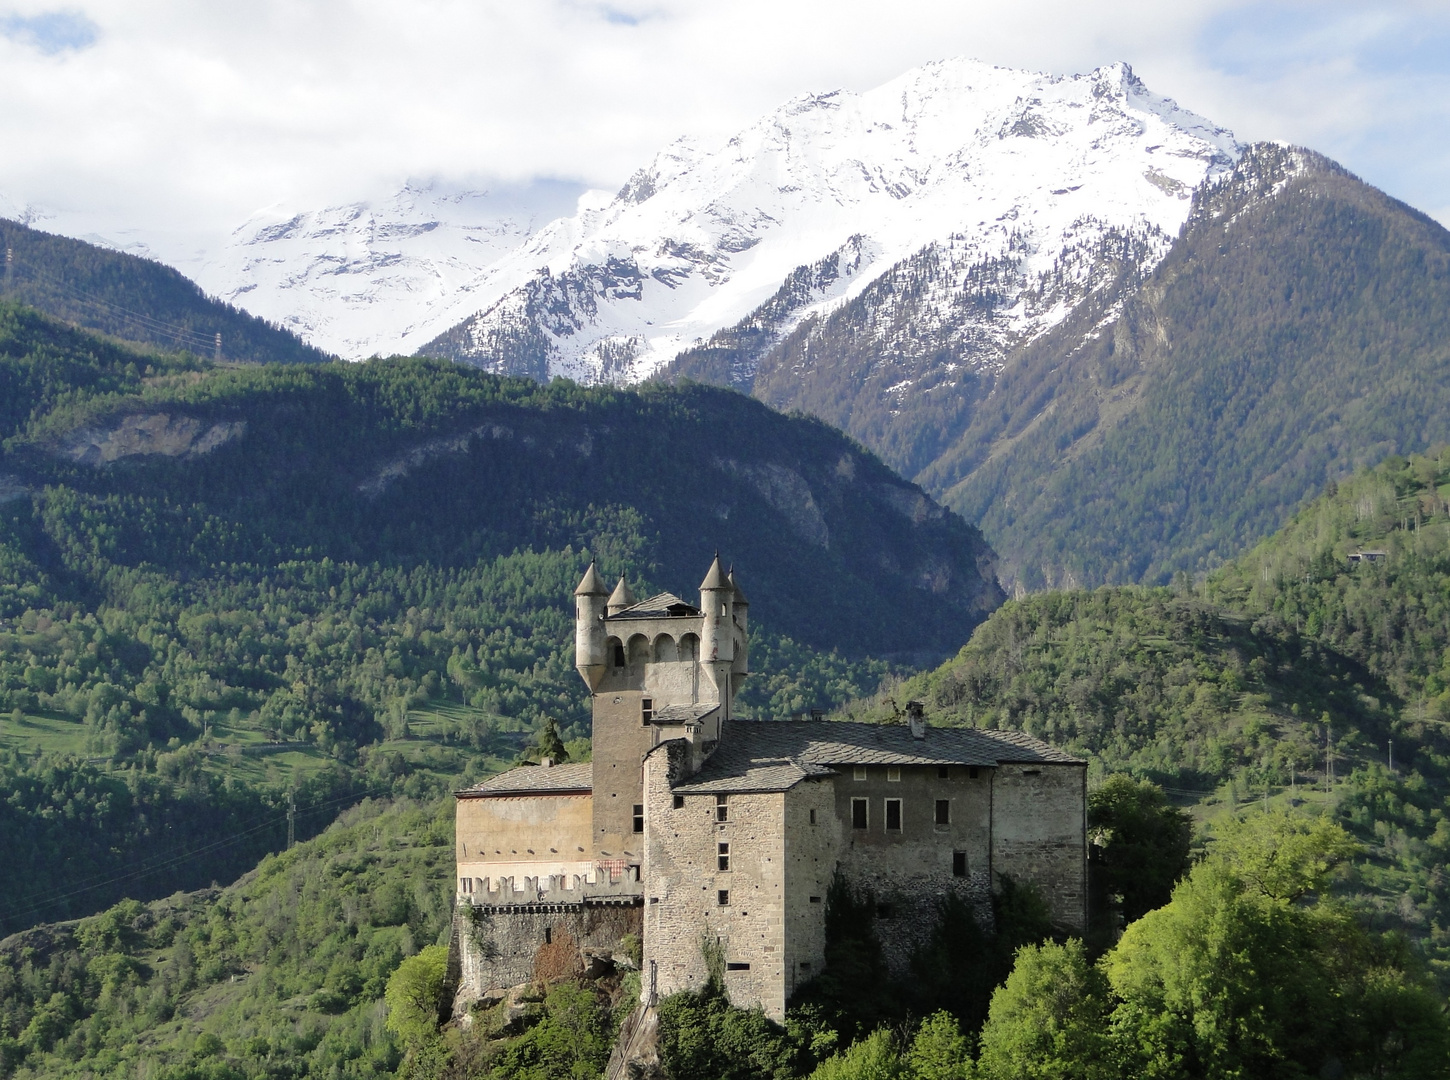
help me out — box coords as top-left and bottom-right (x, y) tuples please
(418, 59), (1239, 386)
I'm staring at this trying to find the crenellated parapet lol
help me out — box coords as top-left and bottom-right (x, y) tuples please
(457, 861), (644, 908)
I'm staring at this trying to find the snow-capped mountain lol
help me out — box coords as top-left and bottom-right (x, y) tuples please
(190, 179), (589, 359)
(417, 59), (1240, 384)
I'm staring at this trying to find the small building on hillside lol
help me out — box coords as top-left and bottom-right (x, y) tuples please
(449, 558), (1086, 1022)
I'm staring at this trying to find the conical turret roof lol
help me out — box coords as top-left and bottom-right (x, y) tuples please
(608, 576), (636, 609)
(574, 562), (609, 596)
(700, 553), (728, 591)
(728, 567), (749, 606)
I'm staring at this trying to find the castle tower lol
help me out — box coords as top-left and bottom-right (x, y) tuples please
(729, 568), (749, 682)
(574, 556), (745, 864)
(574, 563), (609, 691)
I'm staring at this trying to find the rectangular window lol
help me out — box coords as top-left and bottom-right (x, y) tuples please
(887, 766), (901, 782)
(808, 808), (817, 825)
(938, 766), (949, 779)
(544, 926), (552, 944)
(885, 798), (902, 831)
(800, 961), (812, 970)
(935, 799), (950, 826)
(969, 767), (979, 779)
(612, 642), (626, 667)
(641, 697), (654, 724)
(716, 794), (729, 822)
(673, 795), (685, 809)
(632, 805), (645, 833)
(459, 878), (471, 894)
(853, 766), (867, 781)
(726, 962), (750, 971)
(809, 896), (822, 904)
(718, 889), (730, 906)
(953, 851), (967, 877)
(851, 798), (868, 829)
(717, 842), (730, 871)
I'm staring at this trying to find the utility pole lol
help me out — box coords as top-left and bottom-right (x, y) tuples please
(287, 791), (296, 850)
(213, 332), (222, 363)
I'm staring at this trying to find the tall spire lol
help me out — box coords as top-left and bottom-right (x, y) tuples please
(574, 562), (608, 596)
(727, 566), (748, 606)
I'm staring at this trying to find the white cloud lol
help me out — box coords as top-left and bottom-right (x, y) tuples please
(0, 0), (1445, 258)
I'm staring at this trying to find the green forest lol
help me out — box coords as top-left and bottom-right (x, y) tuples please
(0, 299), (947, 934)
(0, 217), (328, 365)
(2, 288), (1450, 1077)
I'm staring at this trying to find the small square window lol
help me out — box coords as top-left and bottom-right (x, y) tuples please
(851, 798), (868, 829)
(808, 808), (817, 825)
(853, 766), (867, 781)
(673, 795), (685, 809)
(717, 842), (730, 871)
(953, 851), (967, 877)
(935, 799), (950, 826)
(809, 895), (822, 904)
(938, 766), (949, 779)
(800, 961), (812, 970)
(716, 794), (729, 822)
(887, 766), (901, 782)
(885, 798), (902, 831)
(718, 889), (730, 906)
(633, 804), (645, 833)
(969, 767), (979, 779)
(641, 697), (654, 724)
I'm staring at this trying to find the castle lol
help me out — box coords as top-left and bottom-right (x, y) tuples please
(450, 558), (1086, 1022)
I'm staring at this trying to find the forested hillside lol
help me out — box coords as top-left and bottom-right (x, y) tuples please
(0, 300), (997, 935)
(0, 218), (329, 365)
(862, 447), (1450, 982)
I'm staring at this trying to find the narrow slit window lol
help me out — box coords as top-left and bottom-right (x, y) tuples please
(632, 804), (645, 833)
(851, 798), (868, 830)
(717, 842), (730, 871)
(716, 794), (729, 822)
(726, 961), (750, 971)
(953, 851), (967, 877)
(887, 766), (901, 782)
(718, 889), (730, 906)
(544, 927), (552, 944)
(641, 697), (654, 724)
(808, 808), (817, 825)
(885, 798), (902, 831)
(935, 799), (950, 826)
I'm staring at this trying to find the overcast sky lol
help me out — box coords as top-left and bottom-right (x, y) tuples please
(1, 0), (1447, 252)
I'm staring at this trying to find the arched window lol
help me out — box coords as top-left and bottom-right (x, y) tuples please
(653, 634), (679, 663)
(606, 636), (625, 668)
(679, 633), (700, 661)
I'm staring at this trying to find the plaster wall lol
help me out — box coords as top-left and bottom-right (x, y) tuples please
(990, 763), (1087, 930)
(456, 793), (593, 864)
(781, 778), (840, 999)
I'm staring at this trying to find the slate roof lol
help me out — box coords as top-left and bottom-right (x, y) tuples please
(607, 592), (702, 620)
(652, 703), (720, 725)
(672, 720), (1082, 794)
(458, 761), (593, 797)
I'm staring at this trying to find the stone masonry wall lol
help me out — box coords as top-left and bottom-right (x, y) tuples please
(448, 903), (642, 1019)
(642, 741), (790, 1019)
(990, 762), (1087, 930)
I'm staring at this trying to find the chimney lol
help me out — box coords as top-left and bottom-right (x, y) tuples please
(906, 700), (926, 740)
(540, 757), (554, 768)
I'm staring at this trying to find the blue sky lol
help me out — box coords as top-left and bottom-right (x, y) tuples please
(0, 0), (1445, 251)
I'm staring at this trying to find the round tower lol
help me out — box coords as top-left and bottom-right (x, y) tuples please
(728, 567), (749, 679)
(574, 562), (609, 691)
(699, 555), (733, 709)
